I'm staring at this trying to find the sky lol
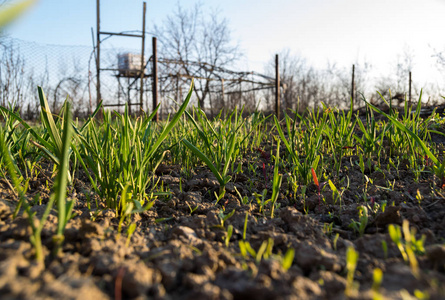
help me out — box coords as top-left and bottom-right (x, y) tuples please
(5, 0), (445, 92)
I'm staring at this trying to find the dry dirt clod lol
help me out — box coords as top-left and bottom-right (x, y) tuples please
(373, 205), (402, 227)
(171, 225), (203, 247)
(116, 262), (160, 298)
(426, 244), (445, 271)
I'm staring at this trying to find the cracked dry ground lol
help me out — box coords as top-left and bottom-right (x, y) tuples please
(0, 146), (445, 300)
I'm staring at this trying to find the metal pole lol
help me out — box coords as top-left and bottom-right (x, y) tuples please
(351, 64), (355, 105)
(139, 2), (146, 115)
(96, 0), (101, 112)
(275, 54), (280, 119)
(409, 71), (412, 106)
(152, 37), (159, 121)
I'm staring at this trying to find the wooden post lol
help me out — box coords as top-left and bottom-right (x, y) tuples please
(351, 64), (355, 105)
(152, 37), (159, 121)
(96, 0), (101, 112)
(221, 78), (225, 115)
(175, 76), (179, 102)
(139, 2), (146, 115)
(128, 77), (132, 115)
(275, 54), (280, 119)
(409, 71), (412, 106)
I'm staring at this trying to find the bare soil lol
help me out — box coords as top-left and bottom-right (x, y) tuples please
(1, 114), (445, 299)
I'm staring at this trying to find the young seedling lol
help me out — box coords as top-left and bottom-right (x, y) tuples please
(155, 217), (174, 224)
(281, 248), (295, 271)
(270, 140), (283, 218)
(328, 179), (342, 207)
(125, 223), (137, 247)
(214, 189), (226, 206)
(187, 202), (199, 215)
(234, 186), (249, 205)
(359, 154), (365, 177)
(225, 225), (233, 248)
(388, 223), (408, 262)
(323, 222), (334, 236)
(242, 238), (272, 264)
(217, 209), (236, 229)
(345, 246), (359, 297)
(348, 206), (368, 237)
(415, 189), (423, 205)
(51, 102), (75, 256)
(372, 268), (384, 300)
(311, 167), (321, 212)
(253, 189), (269, 215)
(255, 240), (268, 264)
(242, 211), (248, 241)
(333, 233), (340, 251)
(301, 185), (308, 214)
(238, 240), (257, 259)
(381, 240), (388, 260)
(388, 219), (425, 278)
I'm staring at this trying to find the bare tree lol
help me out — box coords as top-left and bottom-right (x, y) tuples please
(433, 46), (445, 75)
(155, 3), (241, 111)
(264, 50), (312, 113)
(375, 47), (415, 104)
(264, 50), (373, 113)
(325, 59), (372, 108)
(265, 50), (351, 113)
(53, 55), (88, 117)
(0, 41), (26, 109)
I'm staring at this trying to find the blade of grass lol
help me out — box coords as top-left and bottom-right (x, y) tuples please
(38, 87), (63, 157)
(0, 0), (35, 28)
(51, 101), (74, 256)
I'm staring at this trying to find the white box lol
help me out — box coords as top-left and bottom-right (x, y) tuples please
(118, 53), (145, 77)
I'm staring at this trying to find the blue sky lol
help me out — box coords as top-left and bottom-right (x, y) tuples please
(6, 0), (445, 88)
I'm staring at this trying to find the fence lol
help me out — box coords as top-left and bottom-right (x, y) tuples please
(0, 37), (279, 119)
(0, 37), (439, 120)
(0, 37), (94, 118)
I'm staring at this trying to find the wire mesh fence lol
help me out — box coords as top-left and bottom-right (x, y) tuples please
(1, 37), (443, 120)
(0, 37), (277, 119)
(0, 37), (154, 118)
(0, 37), (94, 118)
